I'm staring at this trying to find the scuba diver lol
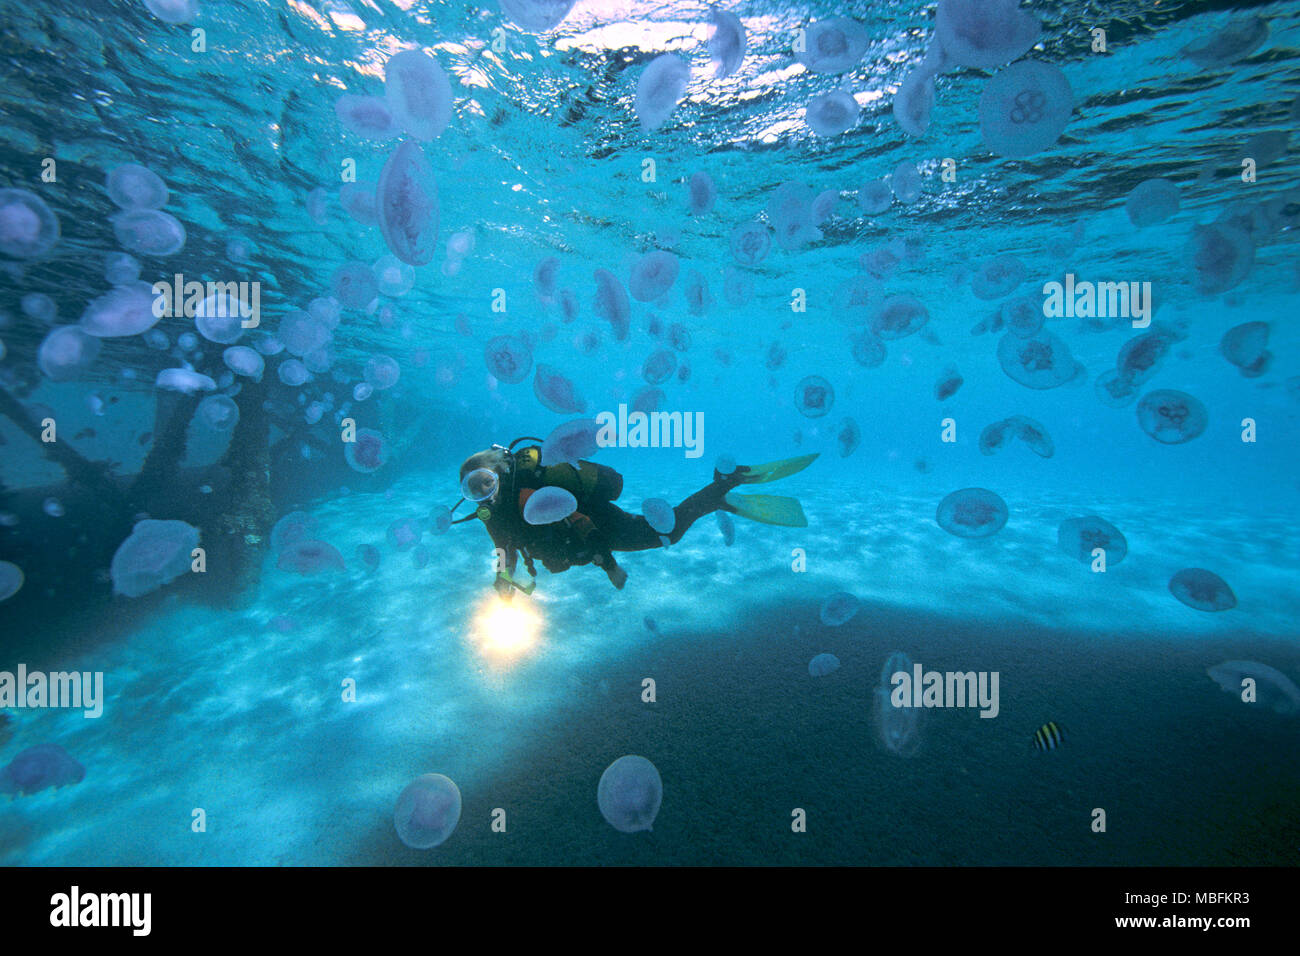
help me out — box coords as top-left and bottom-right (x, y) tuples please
(450, 438), (818, 598)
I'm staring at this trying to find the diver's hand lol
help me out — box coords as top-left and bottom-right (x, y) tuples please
(494, 574), (514, 602)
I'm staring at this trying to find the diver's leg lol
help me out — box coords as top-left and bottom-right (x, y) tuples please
(589, 475), (739, 553)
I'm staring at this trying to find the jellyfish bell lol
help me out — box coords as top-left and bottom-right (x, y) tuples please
(936, 488), (1008, 539)
(635, 54), (691, 131)
(1136, 389), (1208, 444)
(597, 755), (663, 833)
(1169, 568), (1236, 612)
(394, 773), (462, 849)
(796, 17), (868, 74)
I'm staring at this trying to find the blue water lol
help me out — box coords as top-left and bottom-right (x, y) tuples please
(1, 0), (1298, 865)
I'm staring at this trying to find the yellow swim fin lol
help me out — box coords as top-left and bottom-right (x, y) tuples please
(733, 453), (819, 484)
(723, 492), (808, 528)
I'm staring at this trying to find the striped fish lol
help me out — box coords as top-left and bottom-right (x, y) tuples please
(1032, 721), (1066, 752)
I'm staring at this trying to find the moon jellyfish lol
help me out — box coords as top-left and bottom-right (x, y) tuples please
(687, 171), (716, 215)
(979, 61), (1072, 158)
(157, 367), (216, 393)
(373, 256), (414, 298)
(597, 755), (662, 833)
(191, 291), (245, 345)
(105, 251), (141, 285)
(874, 651), (922, 755)
(110, 519), (200, 597)
(891, 162), (922, 204)
(143, 0), (198, 23)
(499, 0), (576, 32)
(1187, 222), (1254, 295)
(541, 418), (601, 466)
(935, 365), (963, 401)
(707, 7), (746, 78)
(1136, 389), (1207, 444)
(345, 427), (388, 473)
(936, 0), (1040, 69)
(797, 17), (868, 74)
(1057, 516), (1127, 566)
(534, 364), (586, 413)
(837, 417), (861, 458)
(0, 188), (59, 258)
(196, 394), (239, 433)
(1125, 178), (1180, 227)
(386, 517), (421, 552)
(768, 182), (822, 251)
(592, 269), (630, 341)
(356, 543), (381, 572)
(1168, 568), (1236, 612)
(338, 183), (379, 227)
(360, 356), (398, 392)
(0, 561), (24, 601)
(533, 256), (560, 300)
(809, 653), (841, 677)
(1095, 369), (1139, 407)
(335, 95), (398, 140)
(394, 773), (462, 848)
(858, 180), (892, 215)
(642, 498), (675, 536)
(630, 251), (679, 302)
(107, 163), (168, 210)
(894, 68), (936, 137)
(1206, 661), (1299, 714)
(979, 416), (1052, 457)
(1219, 321), (1270, 376)
(850, 331), (886, 368)
(378, 139), (439, 267)
(997, 331), (1081, 390)
(112, 209), (186, 257)
(38, 326), (101, 381)
(277, 540), (346, 574)
(730, 221), (772, 267)
(972, 255), (1024, 300)
(0, 744), (85, 797)
(521, 487), (576, 526)
(384, 49), (452, 141)
(485, 335), (532, 384)
(811, 189), (838, 224)
(819, 591), (860, 626)
(872, 295), (928, 340)
(78, 282), (159, 338)
(330, 262), (377, 310)
(723, 268), (753, 307)
(635, 55), (691, 131)
(305, 187), (328, 225)
(794, 375), (835, 418)
(1181, 16), (1268, 67)
(936, 488), (1008, 539)
(806, 90), (859, 136)
(717, 511), (735, 546)
(277, 311), (328, 358)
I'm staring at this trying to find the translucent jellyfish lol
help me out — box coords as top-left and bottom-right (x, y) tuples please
(104, 251), (141, 285)
(1094, 369), (1138, 407)
(797, 17), (868, 74)
(723, 269), (753, 308)
(0, 188), (60, 258)
(356, 543), (381, 572)
(837, 417), (861, 458)
(765, 342), (787, 372)
(935, 0), (1040, 69)
(38, 326), (101, 381)
(1219, 321), (1270, 376)
(635, 54), (691, 131)
(485, 335), (532, 384)
(278, 311), (330, 358)
(196, 394), (239, 432)
(808, 653), (841, 677)
(987, 415), (1055, 457)
(687, 171), (716, 215)
(707, 7), (746, 78)
(894, 68), (936, 137)
(1116, 324), (1184, 385)
(936, 488), (1008, 539)
(143, 0), (198, 23)
(365, 355), (401, 390)
(112, 209), (186, 256)
(277, 540), (346, 574)
(858, 179), (893, 215)
(872, 295), (928, 340)
(891, 162), (922, 204)
(819, 591), (860, 626)
(1206, 661), (1299, 714)
(1000, 295), (1044, 339)
(795, 375), (835, 418)
(978, 61), (1073, 158)
(629, 250), (679, 302)
(385, 49), (453, 141)
(157, 367), (216, 393)
(0, 560), (24, 602)
(0, 744), (85, 797)
(540, 418), (600, 466)
(1187, 222), (1254, 295)
(811, 189), (838, 224)
(378, 139), (439, 267)
(1057, 516), (1127, 565)
(331, 261), (379, 310)
(220, 348), (262, 384)
(997, 331), (1081, 390)
(110, 518), (200, 597)
(574, 330), (600, 354)
(79, 281), (159, 338)
(850, 331), (886, 368)
(345, 427), (388, 473)
(767, 182), (822, 251)
(597, 755), (662, 833)
(499, 0), (576, 32)
(874, 683), (922, 756)
(43, 497), (64, 518)
(107, 163), (168, 210)
(335, 94), (399, 140)
(1136, 389), (1208, 444)
(534, 364), (586, 414)
(592, 269), (630, 341)
(1125, 178), (1180, 228)
(386, 517), (422, 551)
(1169, 568), (1236, 612)
(643, 499), (675, 536)
(534, 257), (560, 300)
(1181, 16), (1268, 67)
(717, 511), (735, 546)
(667, 323), (691, 352)
(806, 90), (859, 136)
(306, 187), (328, 225)
(193, 291), (246, 345)
(729, 221), (772, 266)
(430, 506), (453, 534)
(338, 182), (378, 226)
(935, 365), (963, 401)
(302, 346), (333, 374)
(276, 359), (309, 387)
(971, 255), (1025, 300)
